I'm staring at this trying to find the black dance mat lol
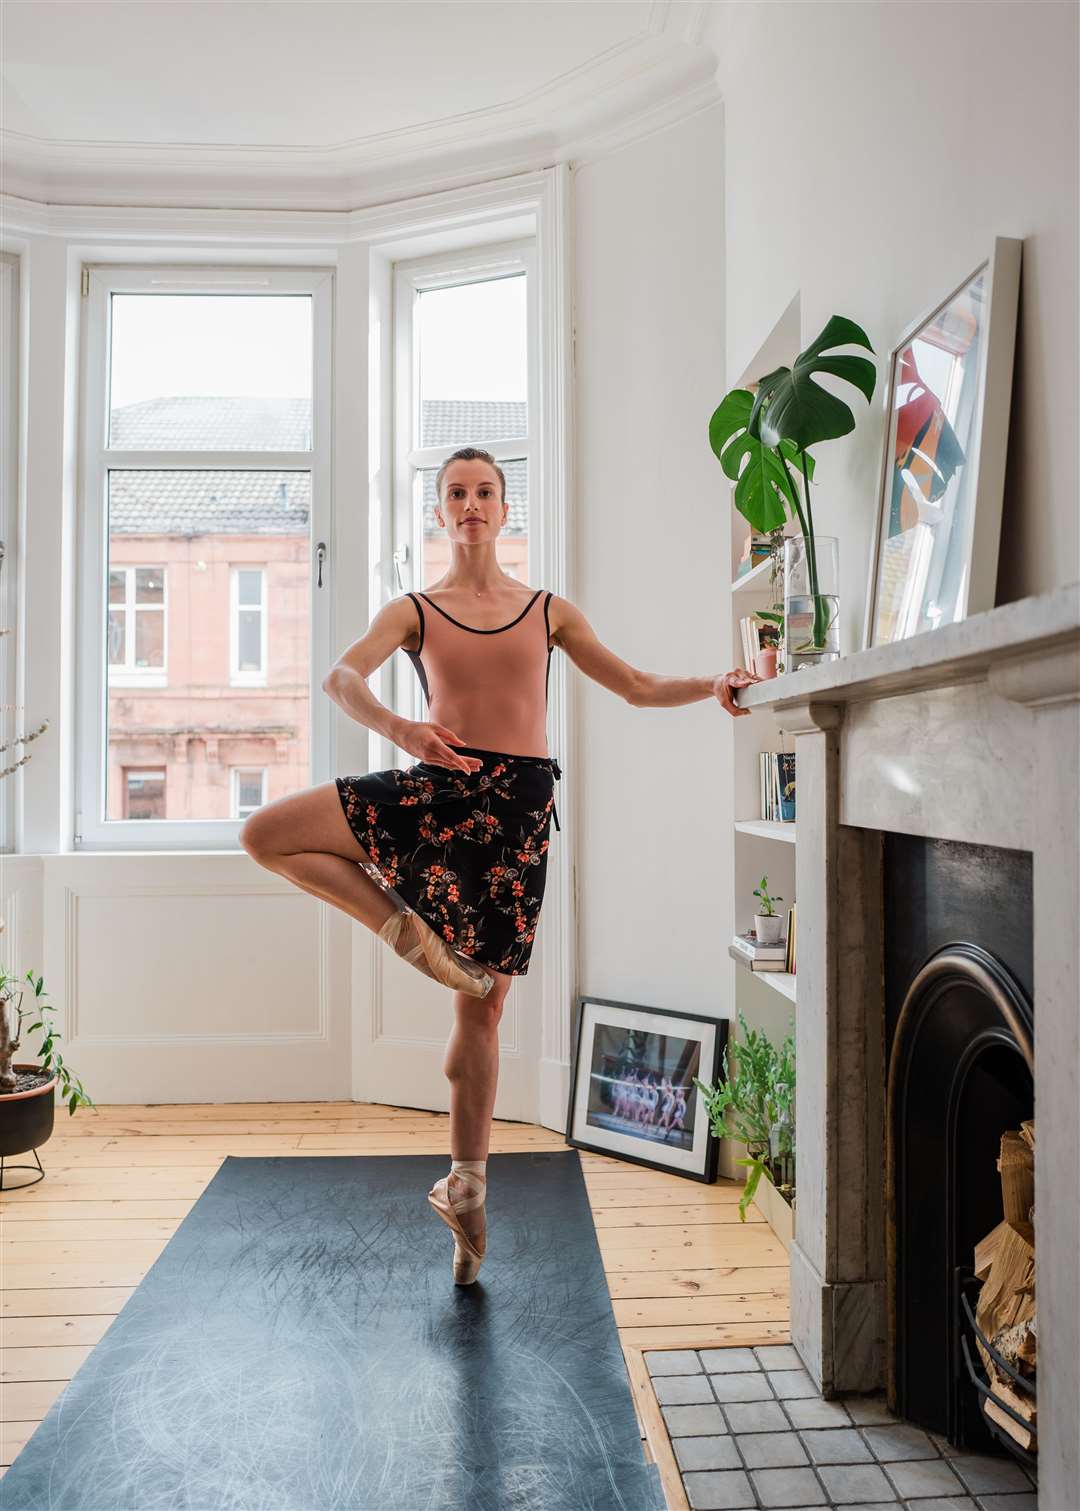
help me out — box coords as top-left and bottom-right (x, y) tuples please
(1, 1150), (665, 1511)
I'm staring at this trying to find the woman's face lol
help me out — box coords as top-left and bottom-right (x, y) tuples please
(435, 460), (507, 541)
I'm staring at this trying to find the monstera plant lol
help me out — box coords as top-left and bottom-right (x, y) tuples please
(711, 316), (877, 655)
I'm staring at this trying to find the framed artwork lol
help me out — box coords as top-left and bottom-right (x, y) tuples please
(565, 994), (727, 1183)
(864, 236), (1022, 650)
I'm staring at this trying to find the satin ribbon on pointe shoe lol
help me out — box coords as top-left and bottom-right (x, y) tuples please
(378, 908), (494, 998)
(428, 1161), (487, 1284)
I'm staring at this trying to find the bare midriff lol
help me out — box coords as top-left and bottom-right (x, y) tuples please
(404, 588), (553, 758)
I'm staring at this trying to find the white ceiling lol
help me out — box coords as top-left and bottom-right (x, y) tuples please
(0, 1), (720, 209)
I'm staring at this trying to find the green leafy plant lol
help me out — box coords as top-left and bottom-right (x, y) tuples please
(710, 316), (877, 655)
(753, 875), (782, 917)
(694, 1010), (795, 1219)
(0, 968), (94, 1113)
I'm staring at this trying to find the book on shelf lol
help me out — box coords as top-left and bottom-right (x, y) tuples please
(729, 946), (789, 973)
(732, 929), (788, 960)
(759, 750), (796, 823)
(735, 531), (775, 578)
(785, 903), (797, 975)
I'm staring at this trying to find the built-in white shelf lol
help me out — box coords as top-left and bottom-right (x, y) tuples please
(728, 945), (797, 1004)
(735, 819), (797, 844)
(730, 557), (775, 594)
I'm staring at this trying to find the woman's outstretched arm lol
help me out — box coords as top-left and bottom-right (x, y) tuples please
(549, 594), (760, 718)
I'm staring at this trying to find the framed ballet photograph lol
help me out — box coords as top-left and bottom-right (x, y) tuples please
(863, 235), (1022, 650)
(565, 994), (727, 1183)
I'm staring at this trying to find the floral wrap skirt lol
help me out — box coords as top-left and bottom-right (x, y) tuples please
(334, 746), (562, 978)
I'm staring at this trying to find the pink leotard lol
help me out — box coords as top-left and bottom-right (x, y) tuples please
(404, 588), (555, 759)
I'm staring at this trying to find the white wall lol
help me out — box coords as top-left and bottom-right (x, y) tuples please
(709, 0), (1079, 628)
(572, 100), (733, 1015)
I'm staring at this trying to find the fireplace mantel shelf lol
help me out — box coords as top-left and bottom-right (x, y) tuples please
(736, 581), (1079, 714)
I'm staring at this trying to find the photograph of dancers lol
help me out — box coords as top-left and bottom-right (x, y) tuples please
(586, 1025), (698, 1152)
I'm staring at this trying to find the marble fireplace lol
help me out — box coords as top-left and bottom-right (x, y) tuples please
(740, 582), (1079, 1509)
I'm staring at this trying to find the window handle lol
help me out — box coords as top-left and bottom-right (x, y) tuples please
(315, 541), (326, 588)
(392, 542), (409, 592)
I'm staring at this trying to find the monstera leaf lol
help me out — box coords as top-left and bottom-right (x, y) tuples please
(751, 316), (877, 451)
(709, 388), (814, 534)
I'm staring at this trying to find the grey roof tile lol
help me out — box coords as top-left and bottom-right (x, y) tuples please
(109, 397), (528, 536)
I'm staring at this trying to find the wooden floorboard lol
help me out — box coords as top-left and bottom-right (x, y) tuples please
(0, 1100), (791, 1499)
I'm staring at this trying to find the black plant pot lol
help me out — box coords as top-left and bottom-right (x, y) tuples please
(0, 1064), (58, 1187)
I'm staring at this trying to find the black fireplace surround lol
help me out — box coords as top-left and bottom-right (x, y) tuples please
(882, 834), (1034, 1461)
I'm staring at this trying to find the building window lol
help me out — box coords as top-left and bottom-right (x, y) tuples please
(107, 565), (167, 680)
(77, 265), (333, 848)
(125, 769), (166, 820)
(230, 567), (267, 684)
(231, 768), (266, 819)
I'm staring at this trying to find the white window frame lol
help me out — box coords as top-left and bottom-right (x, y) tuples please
(229, 565), (267, 686)
(0, 252), (20, 855)
(76, 264), (333, 850)
(107, 563), (168, 688)
(230, 766), (267, 819)
(390, 238), (538, 730)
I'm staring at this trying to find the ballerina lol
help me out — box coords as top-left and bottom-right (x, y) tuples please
(240, 444), (759, 1282)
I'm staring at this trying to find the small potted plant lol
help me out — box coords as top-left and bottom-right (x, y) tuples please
(753, 874), (784, 944)
(693, 1010), (795, 1244)
(0, 968), (94, 1189)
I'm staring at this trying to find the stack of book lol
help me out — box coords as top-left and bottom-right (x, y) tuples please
(760, 751), (796, 822)
(730, 928), (789, 972)
(734, 532), (775, 578)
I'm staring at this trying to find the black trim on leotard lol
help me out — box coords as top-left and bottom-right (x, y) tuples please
(417, 588), (543, 634)
(404, 591), (430, 706)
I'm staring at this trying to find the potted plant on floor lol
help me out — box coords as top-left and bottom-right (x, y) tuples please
(693, 1010), (795, 1245)
(0, 968), (94, 1188)
(753, 875), (784, 944)
(709, 315), (877, 668)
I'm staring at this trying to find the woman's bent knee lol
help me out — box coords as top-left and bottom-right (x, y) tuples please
(238, 809), (274, 861)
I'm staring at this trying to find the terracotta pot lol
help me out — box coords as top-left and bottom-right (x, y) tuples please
(755, 646), (779, 680)
(0, 1063), (59, 1158)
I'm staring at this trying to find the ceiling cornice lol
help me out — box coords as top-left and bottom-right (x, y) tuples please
(0, 9), (720, 215)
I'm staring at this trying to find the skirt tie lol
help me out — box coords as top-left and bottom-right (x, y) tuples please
(549, 758), (562, 831)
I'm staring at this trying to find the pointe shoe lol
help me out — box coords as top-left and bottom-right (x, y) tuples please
(428, 1167), (487, 1284)
(407, 910), (495, 999)
(376, 908), (439, 983)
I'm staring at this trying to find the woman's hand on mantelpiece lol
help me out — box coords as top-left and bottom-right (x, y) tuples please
(712, 667), (760, 717)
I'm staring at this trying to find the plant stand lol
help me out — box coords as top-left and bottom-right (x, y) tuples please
(0, 1145), (45, 1190)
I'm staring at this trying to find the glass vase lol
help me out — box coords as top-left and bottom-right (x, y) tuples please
(783, 534), (839, 669)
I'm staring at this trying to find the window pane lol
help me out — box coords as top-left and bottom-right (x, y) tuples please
(419, 458), (528, 587)
(106, 470), (310, 822)
(418, 275), (527, 448)
(126, 770), (166, 820)
(109, 295), (312, 451)
(236, 568), (262, 607)
(135, 566), (164, 603)
(237, 609), (262, 673)
(236, 771), (264, 809)
(135, 608), (164, 668)
(108, 569), (127, 604)
(108, 609), (126, 664)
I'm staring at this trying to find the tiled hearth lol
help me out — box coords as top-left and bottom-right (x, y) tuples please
(646, 1344), (1037, 1511)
